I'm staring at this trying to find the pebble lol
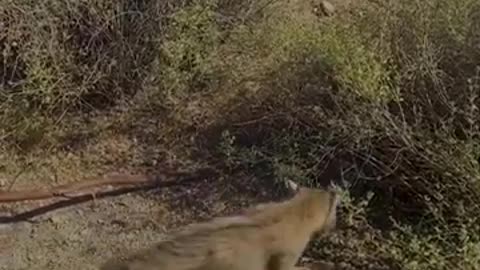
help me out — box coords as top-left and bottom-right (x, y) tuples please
(318, 1), (335, 16)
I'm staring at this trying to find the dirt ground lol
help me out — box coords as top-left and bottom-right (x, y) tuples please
(2, 173), (287, 270)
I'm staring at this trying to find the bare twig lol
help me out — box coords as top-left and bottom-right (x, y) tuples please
(0, 173), (154, 203)
(0, 168), (216, 203)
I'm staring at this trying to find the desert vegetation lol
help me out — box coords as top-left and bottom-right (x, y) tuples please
(1, 0), (480, 269)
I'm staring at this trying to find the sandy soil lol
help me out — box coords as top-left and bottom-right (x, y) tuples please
(2, 173), (283, 270)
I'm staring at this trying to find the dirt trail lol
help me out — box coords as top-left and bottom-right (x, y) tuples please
(2, 174), (280, 270)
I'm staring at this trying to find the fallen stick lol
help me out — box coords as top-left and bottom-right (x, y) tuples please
(0, 185), (150, 223)
(0, 174), (156, 203)
(0, 168), (215, 203)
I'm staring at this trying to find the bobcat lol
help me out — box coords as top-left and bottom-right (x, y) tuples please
(100, 180), (339, 270)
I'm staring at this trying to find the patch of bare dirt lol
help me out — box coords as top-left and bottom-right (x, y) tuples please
(2, 173), (283, 270)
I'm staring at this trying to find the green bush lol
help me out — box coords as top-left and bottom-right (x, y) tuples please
(158, 1), (222, 103)
(0, 0), (162, 148)
(210, 0), (480, 268)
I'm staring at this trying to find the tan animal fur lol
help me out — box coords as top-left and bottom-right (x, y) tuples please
(100, 180), (339, 270)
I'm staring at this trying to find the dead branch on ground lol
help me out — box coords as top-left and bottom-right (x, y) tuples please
(0, 168), (216, 203)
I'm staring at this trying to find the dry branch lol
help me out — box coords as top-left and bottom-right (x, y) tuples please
(0, 167), (219, 204)
(0, 173), (157, 203)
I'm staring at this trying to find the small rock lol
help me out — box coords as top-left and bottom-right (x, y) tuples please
(316, 1), (335, 17)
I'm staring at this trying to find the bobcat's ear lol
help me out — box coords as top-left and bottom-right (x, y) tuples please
(326, 181), (343, 193)
(285, 179), (300, 193)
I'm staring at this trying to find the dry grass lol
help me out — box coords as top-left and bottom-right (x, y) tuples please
(1, 0), (480, 269)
